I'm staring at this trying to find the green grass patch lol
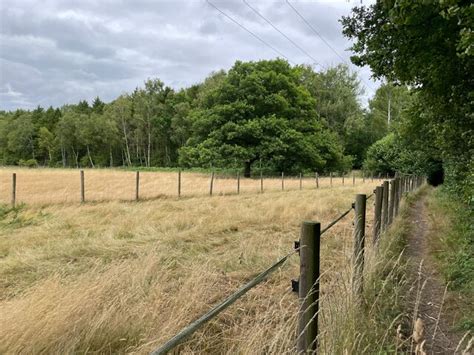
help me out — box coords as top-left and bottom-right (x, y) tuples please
(357, 189), (421, 353)
(426, 187), (474, 331)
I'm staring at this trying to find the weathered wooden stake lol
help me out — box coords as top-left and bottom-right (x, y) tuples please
(353, 172), (355, 186)
(382, 180), (389, 231)
(80, 170), (85, 203)
(373, 186), (383, 245)
(11, 173), (16, 207)
(209, 171), (214, 196)
(388, 179), (395, 225)
(330, 172), (333, 187)
(363, 173), (365, 183)
(260, 171), (263, 193)
(299, 173), (303, 190)
(281, 172), (284, 190)
(178, 169), (181, 197)
(237, 172), (240, 194)
(135, 171), (140, 201)
(342, 174), (345, 185)
(353, 194), (366, 298)
(394, 178), (400, 216)
(315, 172), (319, 188)
(297, 221), (321, 353)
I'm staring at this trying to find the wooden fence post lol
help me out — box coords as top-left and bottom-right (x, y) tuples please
(363, 173), (365, 183)
(260, 171), (264, 193)
(135, 171), (140, 201)
(315, 172), (319, 189)
(281, 172), (284, 190)
(373, 186), (383, 245)
(353, 172), (355, 186)
(297, 221), (321, 353)
(330, 172), (333, 187)
(178, 169), (181, 197)
(382, 181), (389, 231)
(388, 179), (395, 225)
(210, 172), (214, 196)
(299, 173), (303, 190)
(342, 174), (345, 185)
(353, 194), (366, 298)
(394, 178), (400, 216)
(11, 173), (16, 207)
(80, 170), (85, 203)
(237, 172), (240, 195)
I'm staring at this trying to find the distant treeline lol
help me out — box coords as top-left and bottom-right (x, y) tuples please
(0, 60), (401, 175)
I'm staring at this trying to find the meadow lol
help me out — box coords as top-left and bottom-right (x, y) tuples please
(0, 167), (371, 205)
(0, 168), (382, 354)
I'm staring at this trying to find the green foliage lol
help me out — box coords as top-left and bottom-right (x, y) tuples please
(179, 59), (351, 173)
(363, 133), (398, 174)
(299, 64), (363, 135)
(18, 159), (38, 168)
(342, 0), (473, 201)
(0, 60), (374, 174)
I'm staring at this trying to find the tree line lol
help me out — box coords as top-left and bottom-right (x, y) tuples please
(0, 61), (399, 176)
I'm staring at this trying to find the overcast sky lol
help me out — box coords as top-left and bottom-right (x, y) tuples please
(0, 0), (379, 111)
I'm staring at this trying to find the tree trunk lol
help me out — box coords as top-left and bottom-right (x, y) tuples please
(136, 135), (140, 162)
(147, 123), (151, 167)
(86, 145), (95, 168)
(165, 144), (170, 166)
(61, 146), (66, 167)
(121, 117), (132, 166)
(72, 147), (79, 168)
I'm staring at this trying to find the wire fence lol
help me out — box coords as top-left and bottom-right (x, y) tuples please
(148, 174), (425, 354)
(3, 169), (384, 206)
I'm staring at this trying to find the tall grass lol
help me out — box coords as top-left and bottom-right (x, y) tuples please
(1, 169), (424, 353)
(0, 167), (374, 205)
(425, 187), (473, 332)
(0, 170), (380, 354)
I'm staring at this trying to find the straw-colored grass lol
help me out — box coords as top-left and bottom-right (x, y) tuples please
(0, 168), (382, 354)
(0, 167), (372, 205)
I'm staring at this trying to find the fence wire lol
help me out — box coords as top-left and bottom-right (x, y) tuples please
(150, 192), (376, 354)
(150, 250), (297, 355)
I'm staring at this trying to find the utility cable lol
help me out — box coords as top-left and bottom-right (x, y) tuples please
(243, 0), (320, 67)
(207, 0), (295, 64)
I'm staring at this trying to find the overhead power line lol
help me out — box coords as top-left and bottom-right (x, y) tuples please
(285, 0), (376, 93)
(206, 0), (295, 64)
(242, 0), (320, 67)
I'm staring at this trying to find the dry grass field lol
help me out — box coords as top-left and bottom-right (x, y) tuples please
(0, 167), (372, 205)
(0, 168), (384, 354)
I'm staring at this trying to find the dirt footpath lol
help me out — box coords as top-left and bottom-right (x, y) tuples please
(405, 195), (468, 354)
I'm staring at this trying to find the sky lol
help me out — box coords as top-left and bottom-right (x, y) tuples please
(0, 0), (379, 111)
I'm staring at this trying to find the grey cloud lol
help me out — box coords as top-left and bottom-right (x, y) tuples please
(0, 0), (377, 111)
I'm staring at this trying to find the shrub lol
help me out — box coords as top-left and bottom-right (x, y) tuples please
(18, 159), (38, 168)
